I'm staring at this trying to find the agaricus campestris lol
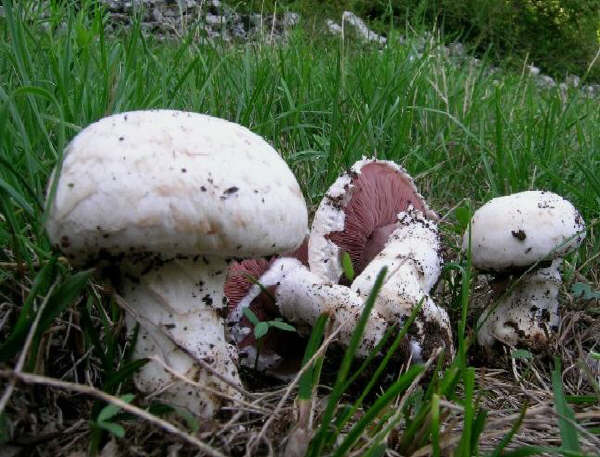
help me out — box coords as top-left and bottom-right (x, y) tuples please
(309, 159), (453, 360)
(46, 110), (308, 417)
(464, 190), (586, 350)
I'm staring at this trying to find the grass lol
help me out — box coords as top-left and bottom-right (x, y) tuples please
(1, 1), (599, 455)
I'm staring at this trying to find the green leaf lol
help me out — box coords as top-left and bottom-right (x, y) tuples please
(552, 358), (581, 453)
(254, 321), (269, 339)
(511, 349), (534, 360)
(172, 406), (200, 433)
(37, 269), (93, 335)
(268, 320), (296, 332)
(362, 442), (387, 457)
(590, 351), (600, 361)
(103, 359), (149, 393)
(97, 394), (135, 423)
(565, 395), (598, 405)
(29, 269), (92, 370)
(242, 307), (260, 326)
(571, 282), (600, 300)
(97, 421), (125, 438)
(341, 251), (355, 282)
(298, 313), (329, 401)
(455, 205), (471, 229)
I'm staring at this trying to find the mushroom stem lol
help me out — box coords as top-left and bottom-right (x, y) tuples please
(351, 209), (453, 359)
(229, 258), (388, 359)
(478, 259), (561, 349)
(121, 257), (242, 418)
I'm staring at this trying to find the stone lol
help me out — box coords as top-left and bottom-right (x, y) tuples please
(448, 42), (465, 57)
(537, 75), (557, 88)
(565, 74), (580, 88)
(283, 11), (300, 28)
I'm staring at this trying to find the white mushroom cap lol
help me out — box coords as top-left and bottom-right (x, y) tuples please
(463, 191), (585, 271)
(46, 110), (308, 262)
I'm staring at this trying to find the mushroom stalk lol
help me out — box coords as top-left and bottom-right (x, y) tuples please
(478, 259), (561, 349)
(121, 257), (242, 417)
(229, 258), (388, 362)
(351, 209), (453, 359)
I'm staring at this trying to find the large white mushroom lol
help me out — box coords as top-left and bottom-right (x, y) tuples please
(46, 110), (308, 417)
(463, 190), (586, 350)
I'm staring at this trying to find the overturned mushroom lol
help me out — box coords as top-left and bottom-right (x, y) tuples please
(46, 110), (308, 417)
(309, 159), (438, 283)
(309, 159), (454, 360)
(464, 190), (586, 350)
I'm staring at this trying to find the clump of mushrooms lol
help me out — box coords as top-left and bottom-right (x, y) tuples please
(46, 110), (308, 417)
(463, 190), (586, 350)
(226, 159), (454, 372)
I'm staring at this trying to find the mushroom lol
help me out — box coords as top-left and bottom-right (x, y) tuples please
(463, 190), (586, 350)
(226, 255), (390, 374)
(308, 159), (454, 360)
(45, 110), (308, 417)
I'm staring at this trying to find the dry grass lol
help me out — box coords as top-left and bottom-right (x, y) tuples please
(1, 267), (598, 456)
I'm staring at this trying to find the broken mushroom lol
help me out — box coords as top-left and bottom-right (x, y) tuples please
(46, 110), (308, 417)
(309, 159), (454, 360)
(308, 158), (438, 283)
(464, 190), (586, 350)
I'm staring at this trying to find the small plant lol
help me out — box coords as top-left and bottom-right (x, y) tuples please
(572, 282), (600, 300)
(242, 307), (296, 369)
(93, 394), (135, 439)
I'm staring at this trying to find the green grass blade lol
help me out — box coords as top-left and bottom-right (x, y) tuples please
(489, 404), (528, 457)
(0, 259), (58, 361)
(331, 365), (424, 457)
(552, 358), (581, 452)
(298, 313), (329, 401)
(307, 266), (387, 457)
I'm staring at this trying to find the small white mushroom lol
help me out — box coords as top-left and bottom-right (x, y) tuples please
(46, 110), (308, 417)
(464, 190), (586, 350)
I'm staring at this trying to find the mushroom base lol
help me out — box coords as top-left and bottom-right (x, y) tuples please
(229, 258), (389, 360)
(477, 260), (561, 350)
(121, 257), (242, 417)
